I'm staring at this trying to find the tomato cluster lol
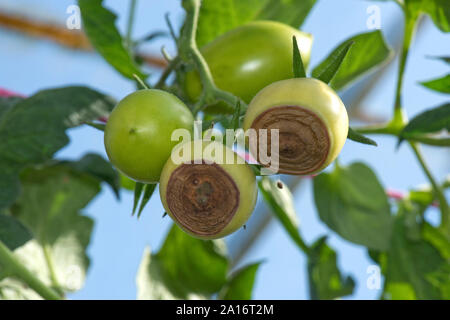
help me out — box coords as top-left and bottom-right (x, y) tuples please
(104, 21), (348, 239)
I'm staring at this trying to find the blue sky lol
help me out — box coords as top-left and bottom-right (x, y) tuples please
(0, 0), (448, 299)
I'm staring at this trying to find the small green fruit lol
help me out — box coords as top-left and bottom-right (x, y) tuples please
(104, 89), (194, 183)
(185, 20), (313, 113)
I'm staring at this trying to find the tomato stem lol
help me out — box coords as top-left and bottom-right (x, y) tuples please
(410, 143), (449, 232)
(125, 0), (137, 50)
(180, 0), (247, 115)
(0, 241), (62, 300)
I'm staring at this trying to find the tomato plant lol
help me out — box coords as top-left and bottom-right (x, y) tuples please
(0, 0), (449, 303)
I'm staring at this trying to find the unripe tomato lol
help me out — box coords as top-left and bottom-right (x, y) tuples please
(104, 89), (194, 183)
(243, 78), (349, 175)
(185, 20), (313, 113)
(159, 140), (258, 239)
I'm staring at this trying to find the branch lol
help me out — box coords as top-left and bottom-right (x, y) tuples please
(179, 0), (247, 114)
(0, 11), (167, 68)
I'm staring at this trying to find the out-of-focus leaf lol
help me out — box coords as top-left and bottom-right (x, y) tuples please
(404, 0), (450, 33)
(428, 56), (450, 64)
(0, 86), (115, 211)
(78, 0), (146, 79)
(0, 97), (22, 120)
(196, 0), (317, 47)
(347, 127), (378, 146)
(382, 216), (449, 300)
(60, 153), (120, 199)
(259, 177), (307, 252)
(307, 236), (355, 300)
(0, 215), (32, 251)
(136, 225), (228, 299)
(0, 278), (42, 300)
(312, 31), (392, 91)
(422, 223), (450, 260)
(2, 161), (102, 297)
(313, 162), (393, 251)
(420, 74), (450, 94)
(219, 262), (262, 300)
(399, 103), (450, 146)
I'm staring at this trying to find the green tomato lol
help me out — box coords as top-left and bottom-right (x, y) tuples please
(120, 173), (136, 191)
(243, 78), (349, 175)
(159, 140), (258, 239)
(185, 20), (313, 113)
(104, 89), (194, 183)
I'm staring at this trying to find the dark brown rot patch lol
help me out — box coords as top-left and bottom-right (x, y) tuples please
(250, 105), (330, 175)
(166, 161), (240, 237)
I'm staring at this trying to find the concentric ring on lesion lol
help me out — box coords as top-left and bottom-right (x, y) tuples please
(249, 105), (330, 175)
(166, 161), (240, 236)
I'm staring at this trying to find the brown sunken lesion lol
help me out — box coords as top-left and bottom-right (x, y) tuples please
(166, 161), (240, 237)
(250, 105), (330, 175)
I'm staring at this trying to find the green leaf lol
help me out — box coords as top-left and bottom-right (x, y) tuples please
(405, 0), (450, 33)
(0, 171), (21, 215)
(347, 127), (378, 146)
(422, 223), (450, 260)
(0, 215), (32, 251)
(4, 161), (101, 295)
(312, 31), (392, 90)
(78, 0), (146, 80)
(307, 236), (355, 300)
(132, 182), (144, 216)
(312, 41), (354, 85)
(0, 278), (42, 300)
(219, 262), (262, 300)
(136, 225), (228, 299)
(196, 0), (316, 47)
(427, 56), (450, 64)
(59, 153), (120, 199)
(258, 177), (308, 252)
(382, 215), (449, 300)
(255, 0), (317, 28)
(0, 97), (22, 120)
(313, 162), (393, 251)
(293, 36), (306, 78)
(420, 74), (450, 94)
(0, 86), (115, 211)
(137, 183), (157, 218)
(399, 103), (450, 146)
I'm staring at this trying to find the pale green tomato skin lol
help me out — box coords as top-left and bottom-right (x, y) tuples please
(104, 89), (194, 183)
(185, 20), (313, 110)
(159, 141), (258, 239)
(243, 78), (349, 174)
